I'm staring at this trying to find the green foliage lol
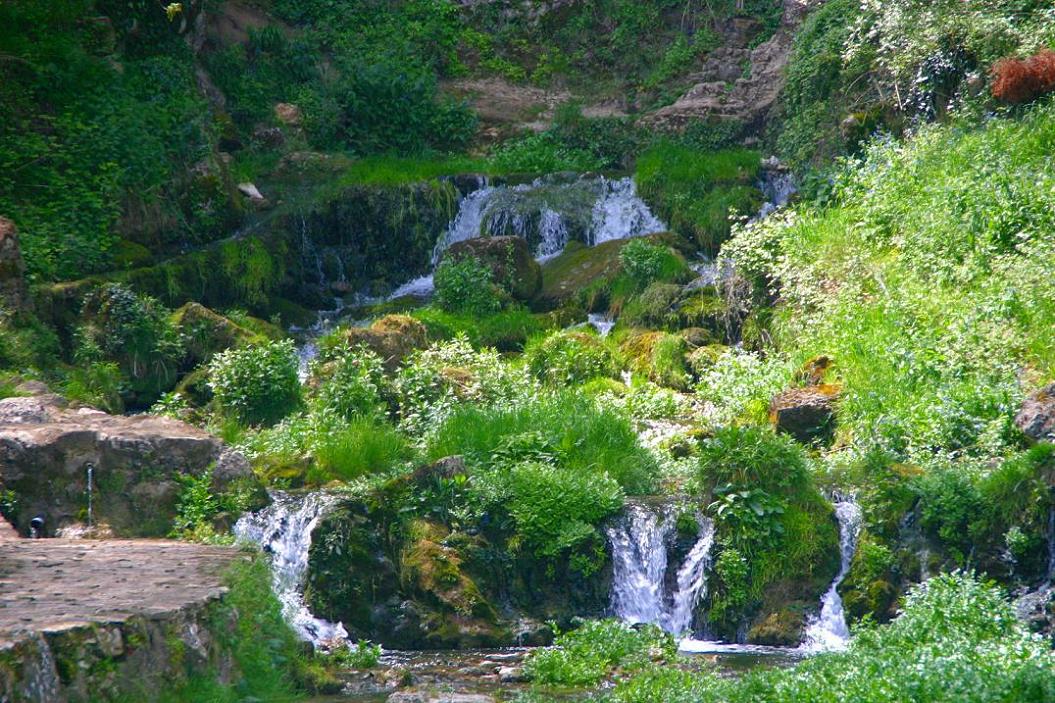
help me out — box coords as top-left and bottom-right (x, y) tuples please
(485, 461), (623, 567)
(411, 306), (549, 352)
(64, 361), (123, 413)
(614, 573), (1055, 703)
(618, 239), (689, 291)
(434, 258), (506, 315)
(311, 417), (414, 483)
(490, 132), (605, 174)
(636, 144), (762, 252)
(209, 340), (301, 426)
(78, 283), (184, 403)
(525, 619), (676, 687)
(324, 640), (382, 670)
(695, 348), (794, 424)
(525, 330), (620, 386)
(310, 345), (388, 421)
(429, 392), (657, 495)
(0, 2), (222, 281)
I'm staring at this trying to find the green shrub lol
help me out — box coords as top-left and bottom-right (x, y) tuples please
(311, 417), (414, 483)
(310, 345), (389, 421)
(524, 619), (676, 687)
(325, 640), (382, 669)
(479, 461), (623, 569)
(64, 361), (123, 414)
(209, 340), (301, 426)
(78, 284), (184, 404)
(490, 131), (604, 173)
(434, 258), (506, 315)
(619, 239), (689, 290)
(525, 330), (620, 386)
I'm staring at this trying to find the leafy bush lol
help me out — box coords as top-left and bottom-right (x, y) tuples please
(480, 461), (623, 568)
(310, 345), (388, 421)
(618, 239), (689, 290)
(209, 340), (301, 426)
(78, 284), (184, 403)
(433, 258), (506, 315)
(524, 619), (676, 687)
(525, 330), (620, 386)
(490, 132), (605, 173)
(695, 348), (794, 424)
(325, 640), (382, 670)
(411, 306), (548, 352)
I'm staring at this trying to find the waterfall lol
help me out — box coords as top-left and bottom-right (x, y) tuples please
(801, 498), (863, 652)
(389, 175), (665, 300)
(234, 491), (349, 648)
(607, 501), (716, 635)
(589, 177), (665, 245)
(587, 313), (616, 337)
(756, 161), (797, 220)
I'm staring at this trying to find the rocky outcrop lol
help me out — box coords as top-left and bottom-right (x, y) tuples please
(327, 315), (429, 372)
(444, 236), (542, 301)
(769, 385), (840, 443)
(0, 390), (263, 537)
(0, 540), (243, 703)
(0, 217), (27, 314)
(642, 0), (819, 131)
(1015, 383), (1055, 443)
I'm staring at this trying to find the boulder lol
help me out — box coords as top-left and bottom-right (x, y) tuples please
(1015, 383), (1055, 443)
(172, 302), (269, 367)
(769, 385), (840, 442)
(0, 390), (264, 537)
(333, 315), (429, 371)
(444, 236), (542, 301)
(274, 102), (303, 125)
(0, 216), (27, 313)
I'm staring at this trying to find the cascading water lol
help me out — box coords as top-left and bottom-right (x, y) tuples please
(388, 175), (665, 300)
(607, 501), (716, 635)
(801, 498), (863, 652)
(756, 161), (797, 220)
(589, 177), (665, 245)
(234, 491), (349, 648)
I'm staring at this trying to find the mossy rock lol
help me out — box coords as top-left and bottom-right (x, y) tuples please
(327, 315), (428, 371)
(618, 330), (692, 390)
(688, 344), (730, 378)
(111, 239), (154, 270)
(171, 303), (269, 367)
(444, 235), (542, 301)
(747, 607), (807, 646)
(620, 283), (728, 333)
(535, 240), (625, 310)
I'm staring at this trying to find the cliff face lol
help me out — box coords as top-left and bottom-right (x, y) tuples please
(643, 0), (819, 131)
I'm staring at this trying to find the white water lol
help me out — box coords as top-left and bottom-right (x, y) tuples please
(756, 163), (797, 220)
(389, 175), (665, 300)
(801, 498), (863, 651)
(589, 177), (666, 245)
(607, 501), (716, 635)
(234, 491), (349, 648)
(587, 313), (616, 337)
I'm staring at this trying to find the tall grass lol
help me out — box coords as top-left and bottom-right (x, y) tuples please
(311, 417), (415, 482)
(427, 392), (657, 494)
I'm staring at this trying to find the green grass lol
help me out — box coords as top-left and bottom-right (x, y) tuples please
(310, 417), (416, 483)
(636, 143), (762, 252)
(427, 392), (657, 494)
(412, 306), (551, 352)
(337, 154), (492, 185)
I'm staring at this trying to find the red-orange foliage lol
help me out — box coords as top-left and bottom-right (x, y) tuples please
(991, 48), (1055, 104)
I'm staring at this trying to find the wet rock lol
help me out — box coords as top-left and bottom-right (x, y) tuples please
(252, 125), (285, 147)
(0, 216), (27, 314)
(0, 390), (264, 536)
(769, 385), (840, 442)
(1015, 383), (1055, 442)
(747, 607), (806, 646)
(443, 236), (542, 301)
(497, 666), (526, 683)
(237, 182), (269, 209)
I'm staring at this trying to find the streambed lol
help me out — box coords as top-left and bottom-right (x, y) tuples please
(308, 644), (801, 702)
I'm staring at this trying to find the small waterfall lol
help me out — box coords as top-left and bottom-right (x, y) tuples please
(389, 175), (665, 300)
(234, 491), (349, 648)
(589, 177), (665, 245)
(801, 498), (863, 651)
(85, 462), (94, 531)
(607, 501), (717, 635)
(756, 160), (797, 220)
(587, 313), (616, 337)
(299, 214), (326, 286)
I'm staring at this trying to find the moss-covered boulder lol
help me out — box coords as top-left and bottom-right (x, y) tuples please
(618, 331), (692, 390)
(171, 302), (278, 368)
(769, 385), (840, 443)
(535, 240), (626, 310)
(444, 236), (542, 301)
(326, 315), (428, 371)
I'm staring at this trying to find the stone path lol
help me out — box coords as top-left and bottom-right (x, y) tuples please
(0, 539), (237, 645)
